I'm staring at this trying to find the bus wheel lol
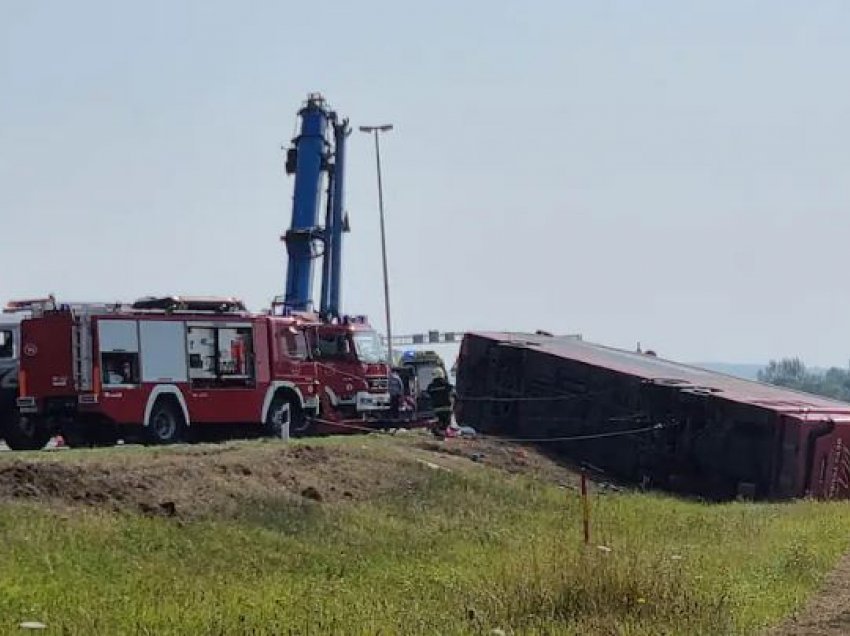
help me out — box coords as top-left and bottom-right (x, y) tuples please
(3, 414), (51, 451)
(263, 394), (309, 438)
(146, 399), (185, 445)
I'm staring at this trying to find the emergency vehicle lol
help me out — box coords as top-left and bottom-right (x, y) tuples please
(14, 296), (390, 448)
(397, 350), (450, 412)
(0, 311), (24, 448)
(13, 93), (400, 449)
(1, 298), (56, 450)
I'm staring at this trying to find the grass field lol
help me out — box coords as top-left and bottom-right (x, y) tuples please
(0, 435), (848, 634)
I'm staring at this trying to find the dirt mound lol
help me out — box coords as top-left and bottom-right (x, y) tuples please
(0, 442), (417, 519)
(416, 435), (595, 489)
(0, 433), (585, 520)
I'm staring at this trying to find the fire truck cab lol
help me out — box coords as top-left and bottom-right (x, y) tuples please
(15, 296), (391, 448)
(304, 321), (390, 414)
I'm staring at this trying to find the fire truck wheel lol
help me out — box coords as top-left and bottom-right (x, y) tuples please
(3, 414), (51, 451)
(146, 399), (185, 445)
(264, 394), (309, 438)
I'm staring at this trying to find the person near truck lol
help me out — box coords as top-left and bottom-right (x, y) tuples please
(426, 367), (453, 433)
(389, 370), (403, 418)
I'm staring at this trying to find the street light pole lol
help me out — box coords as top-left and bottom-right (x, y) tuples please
(359, 124), (394, 366)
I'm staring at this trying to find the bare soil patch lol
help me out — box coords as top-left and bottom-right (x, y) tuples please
(415, 435), (582, 487)
(0, 442), (413, 519)
(414, 433), (635, 494)
(770, 552), (850, 635)
(0, 432), (582, 519)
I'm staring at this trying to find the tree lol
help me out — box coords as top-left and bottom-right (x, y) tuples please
(758, 358), (850, 402)
(758, 358), (807, 388)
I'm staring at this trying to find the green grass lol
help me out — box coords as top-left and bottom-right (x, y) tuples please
(0, 445), (848, 634)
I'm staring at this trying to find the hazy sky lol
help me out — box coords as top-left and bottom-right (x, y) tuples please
(2, 1), (849, 366)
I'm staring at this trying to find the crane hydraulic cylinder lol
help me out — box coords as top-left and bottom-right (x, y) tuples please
(283, 94), (332, 312)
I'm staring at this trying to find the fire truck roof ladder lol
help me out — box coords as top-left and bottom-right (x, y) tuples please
(3, 296), (57, 314)
(4, 297), (126, 318)
(131, 296), (247, 314)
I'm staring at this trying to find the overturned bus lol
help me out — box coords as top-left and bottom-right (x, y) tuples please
(455, 332), (850, 500)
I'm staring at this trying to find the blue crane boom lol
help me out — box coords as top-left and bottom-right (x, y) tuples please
(327, 119), (349, 317)
(282, 93), (349, 319)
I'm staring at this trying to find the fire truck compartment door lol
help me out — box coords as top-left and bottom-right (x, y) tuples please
(140, 321), (188, 383)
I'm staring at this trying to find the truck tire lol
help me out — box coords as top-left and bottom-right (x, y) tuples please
(263, 394), (310, 438)
(3, 414), (51, 451)
(146, 399), (185, 445)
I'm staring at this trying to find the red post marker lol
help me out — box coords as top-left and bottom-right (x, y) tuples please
(581, 468), (590, 545)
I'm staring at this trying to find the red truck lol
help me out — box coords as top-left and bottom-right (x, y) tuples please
(13, 296), (390, 449)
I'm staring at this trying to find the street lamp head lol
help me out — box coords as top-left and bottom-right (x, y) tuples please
(359, 124), (394, 133)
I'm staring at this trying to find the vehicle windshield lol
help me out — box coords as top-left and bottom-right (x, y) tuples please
(415, 363), (444, 393)
(352, 330), (386, 364)
(315, 331), (353, 358)
(0, 330), (13, 359)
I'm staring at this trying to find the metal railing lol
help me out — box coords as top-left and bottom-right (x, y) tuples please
(386, 330), (466, 346)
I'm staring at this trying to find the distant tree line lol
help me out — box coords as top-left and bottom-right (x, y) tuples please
(758, 358), (850, 402)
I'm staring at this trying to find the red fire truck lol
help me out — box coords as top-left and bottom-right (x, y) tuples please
(13, 296), (390, 449)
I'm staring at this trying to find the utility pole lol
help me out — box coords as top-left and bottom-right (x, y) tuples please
(359, 124), (394, 365)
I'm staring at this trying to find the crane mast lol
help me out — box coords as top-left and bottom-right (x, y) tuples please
(282, 93), (350, 319)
